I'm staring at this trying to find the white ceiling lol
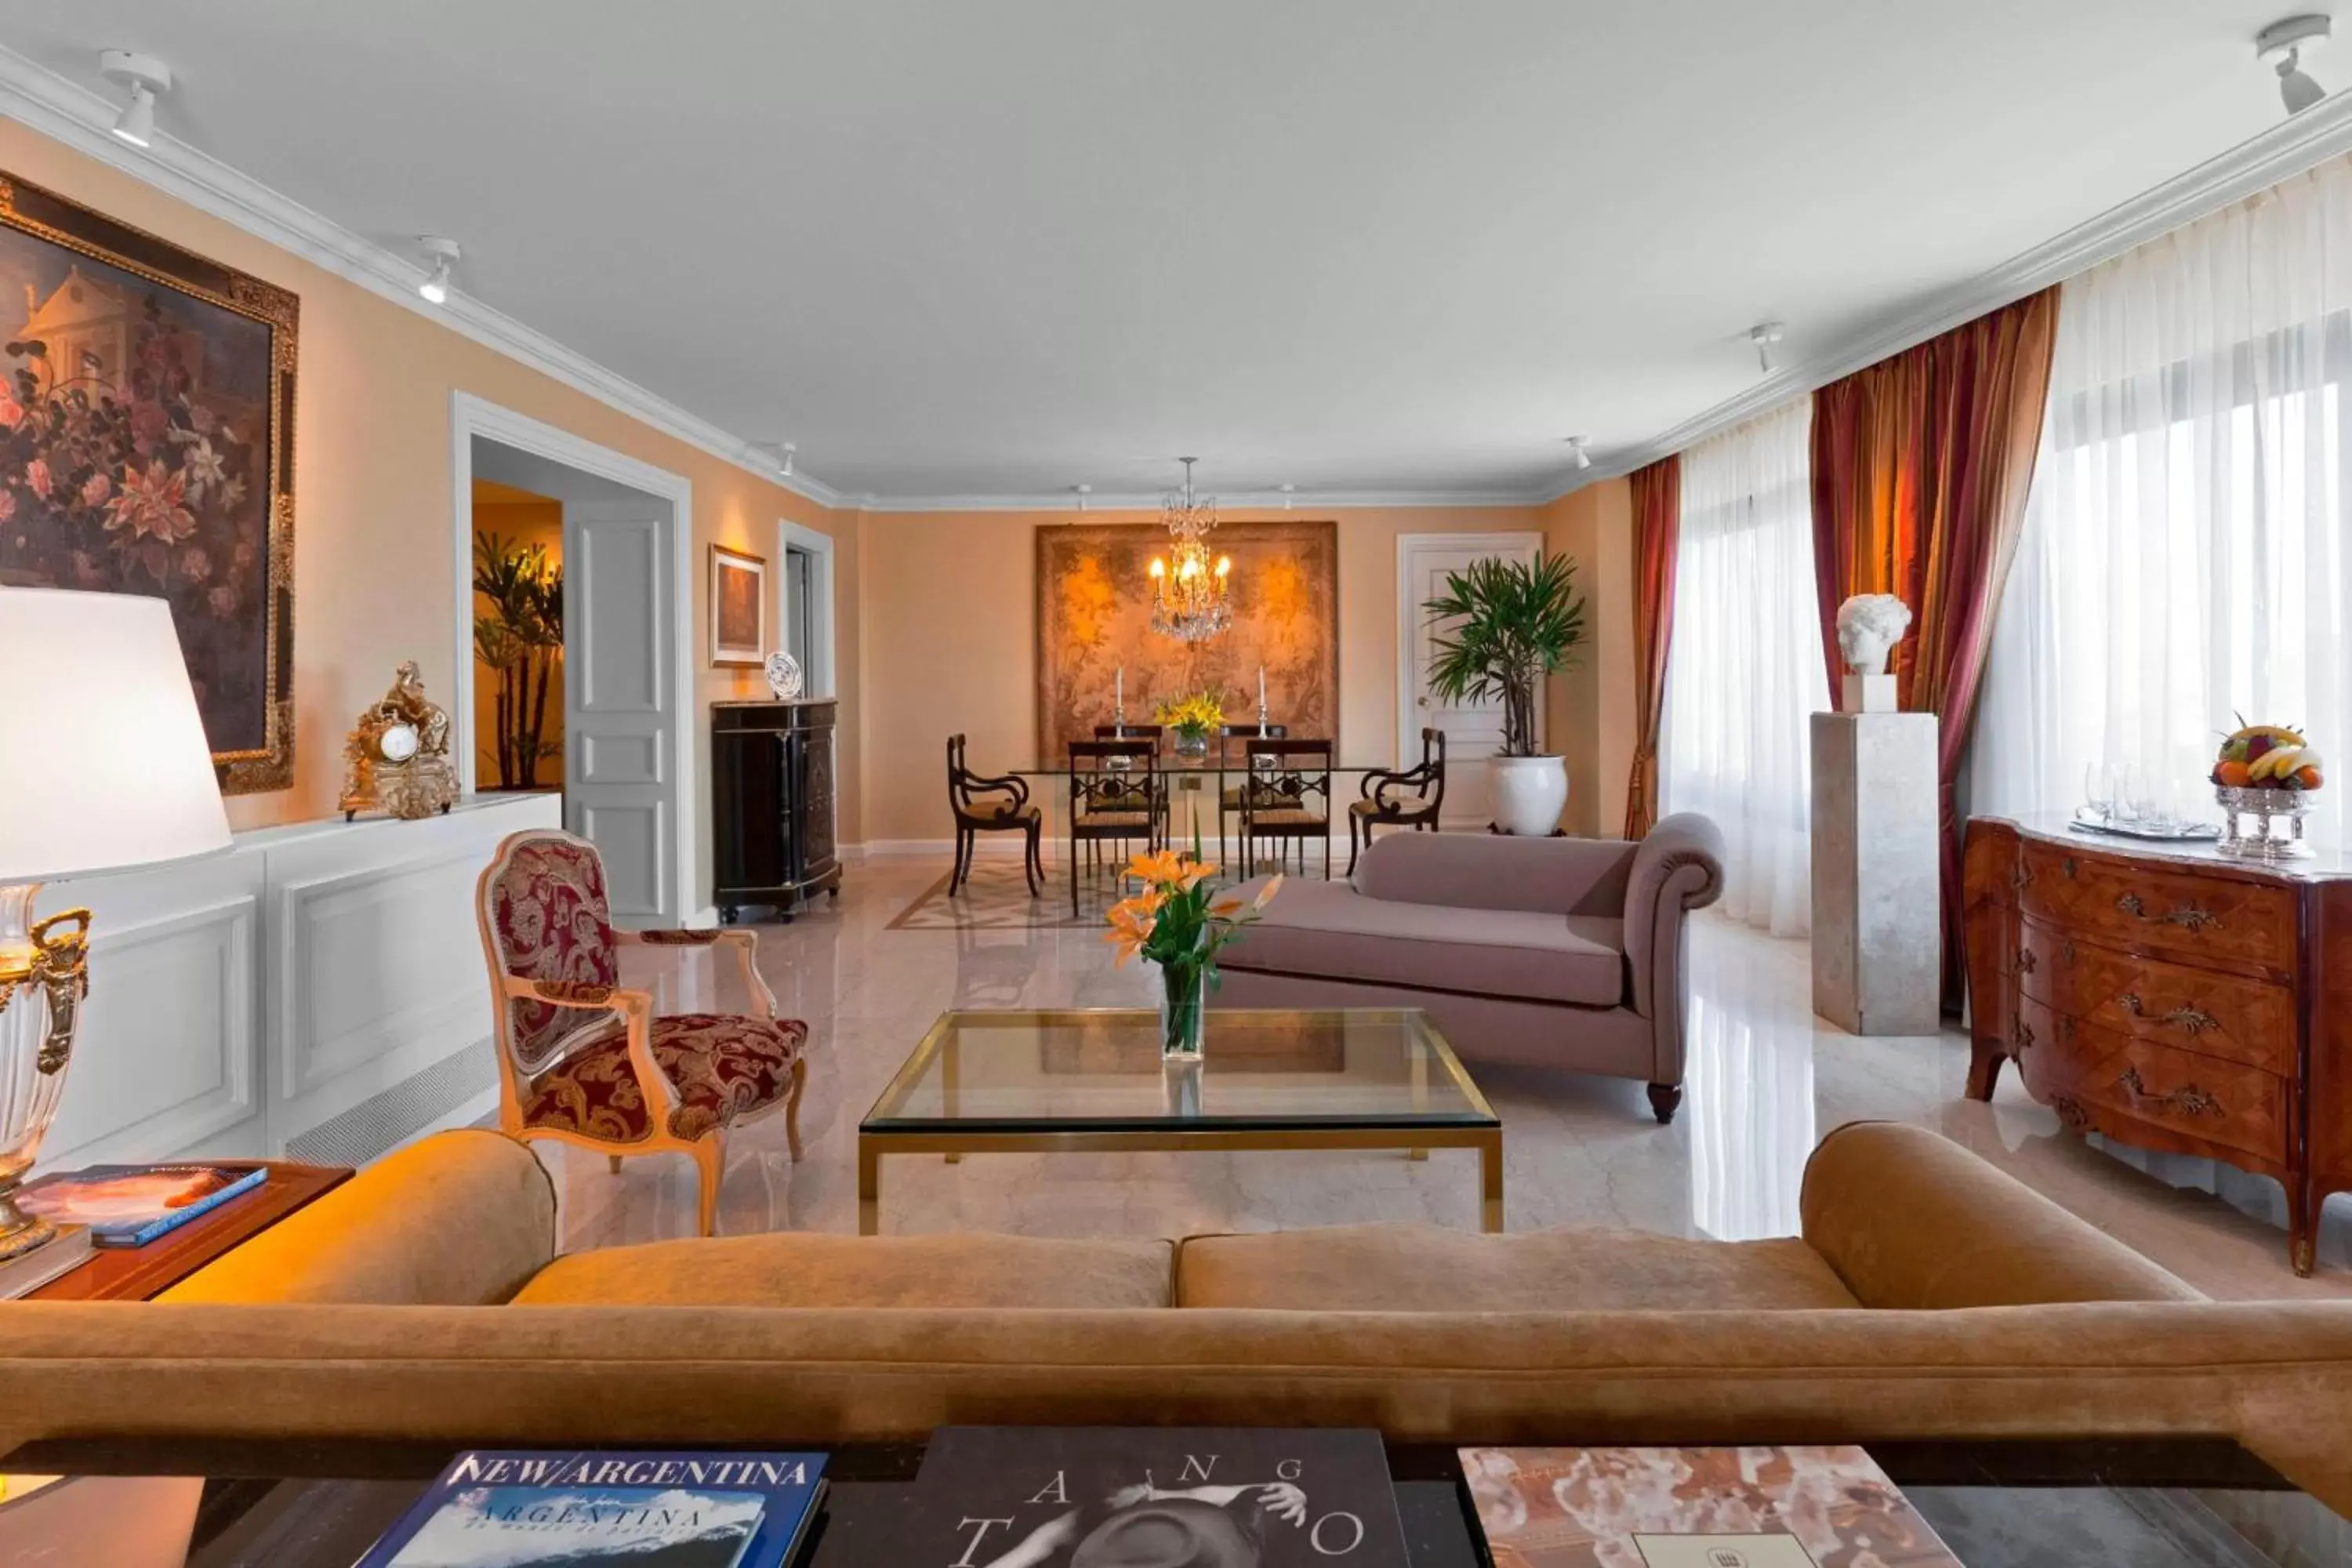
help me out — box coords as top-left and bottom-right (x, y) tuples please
(0, 1), (2336, 503)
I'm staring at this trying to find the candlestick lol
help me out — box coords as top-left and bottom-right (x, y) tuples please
(1257, 666), (1269, 731)
(1115, 666), (1125, 727)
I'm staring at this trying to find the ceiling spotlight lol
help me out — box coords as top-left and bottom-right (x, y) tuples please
(416, 236), (461, 304)
(1279, 483), (1296, 510)
(99, 51), (172, 148)
(1075, 484), (1092, 512)
(779, 441), (796, 478)
(1566, 437), (1592, 472)
(1751, 321), (1787, 375)
(2259, 15), (2332, 114)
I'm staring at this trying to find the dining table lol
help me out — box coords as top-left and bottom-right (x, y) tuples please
(1007, 752), (1407, 877)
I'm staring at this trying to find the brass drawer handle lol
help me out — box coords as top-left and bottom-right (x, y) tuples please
(2112, 892), (2220, 932)
(2016, 946), (2038, 975)
(2115, 1066), (2225, 1118)
(2118, 994), (2222, 1036)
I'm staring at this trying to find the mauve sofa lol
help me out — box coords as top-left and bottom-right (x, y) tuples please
(1219, 815), (1726, 1121)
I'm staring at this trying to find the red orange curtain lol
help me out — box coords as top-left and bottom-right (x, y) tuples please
(1809, 287), (2059, 1011)
(1622, 456), (1681, 839)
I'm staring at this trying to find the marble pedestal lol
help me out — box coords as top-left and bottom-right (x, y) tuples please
(1810, 711), (1940, 1036)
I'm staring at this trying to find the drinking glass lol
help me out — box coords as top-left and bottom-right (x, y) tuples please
(2084, 761), (2115, 824)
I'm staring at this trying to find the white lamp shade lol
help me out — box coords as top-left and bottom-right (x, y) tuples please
(0, 590), (232, 884)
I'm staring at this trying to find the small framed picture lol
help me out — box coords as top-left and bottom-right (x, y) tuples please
(709, 544), (768, 666)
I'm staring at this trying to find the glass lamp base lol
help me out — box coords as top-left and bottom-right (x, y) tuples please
(0, 880), (89, 1261)
(0, 1192), (57, 1264)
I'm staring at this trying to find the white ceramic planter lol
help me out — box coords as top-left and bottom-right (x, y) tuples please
(1491, 754), (1569, 836)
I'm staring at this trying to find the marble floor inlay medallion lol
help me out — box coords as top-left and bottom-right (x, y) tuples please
(537, 852), (2352, 1301)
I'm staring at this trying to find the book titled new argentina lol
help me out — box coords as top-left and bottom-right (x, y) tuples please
(903, 1426), (1410, 1568)
(355, 1449), (826, 1568)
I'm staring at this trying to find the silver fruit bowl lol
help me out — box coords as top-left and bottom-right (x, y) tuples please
(2215, 783), (2316, 860)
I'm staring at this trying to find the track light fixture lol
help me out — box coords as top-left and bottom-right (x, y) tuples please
(1751, 321), (1786, 375)
(99, 52), (172, 148)
(1279, 483), (1296, 510)
(1075, 484), (1092, 513)
(779, 442), (796, 478)
(1566, 437), (1592, 472)
(2259, 15), (2333, 114)
(416, 237), (461, 304)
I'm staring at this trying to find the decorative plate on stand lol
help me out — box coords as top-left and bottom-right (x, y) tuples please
(764, 651), (804, 700)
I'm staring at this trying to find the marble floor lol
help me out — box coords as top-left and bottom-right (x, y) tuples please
(543, 852), (2352, 1301)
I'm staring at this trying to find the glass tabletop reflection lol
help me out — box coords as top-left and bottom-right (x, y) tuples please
(860, 1008), (1497, 1134)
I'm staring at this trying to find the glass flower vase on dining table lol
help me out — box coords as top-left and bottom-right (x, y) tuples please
(1103, 840), (1283, 1063)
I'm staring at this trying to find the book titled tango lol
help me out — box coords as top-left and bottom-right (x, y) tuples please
(1460, 1446), (1962, 1568)
(355, 1449), (827, 1568)
(897, 1425), (1411, 1567)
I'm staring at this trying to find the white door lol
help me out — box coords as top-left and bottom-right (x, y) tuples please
(1399, 532), (1544, 828)
(564, 500), (680, 927)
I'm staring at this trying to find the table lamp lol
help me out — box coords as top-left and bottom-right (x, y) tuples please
(0, 590), (231, 1263)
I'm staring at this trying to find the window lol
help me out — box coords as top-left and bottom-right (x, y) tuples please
(1662, 397), (1828, 936)
(1973, 157), (2352, 847)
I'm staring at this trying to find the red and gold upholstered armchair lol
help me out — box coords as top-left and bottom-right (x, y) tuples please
(474, 828), (810, 1235)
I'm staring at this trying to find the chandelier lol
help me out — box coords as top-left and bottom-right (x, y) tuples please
(1148, 457), (1232, 642)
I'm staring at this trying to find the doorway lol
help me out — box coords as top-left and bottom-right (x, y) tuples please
(1396, 531), (1544, 828)
(452, 397), (696, 928)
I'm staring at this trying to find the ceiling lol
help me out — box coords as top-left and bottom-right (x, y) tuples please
(0, 1), (2335, 503)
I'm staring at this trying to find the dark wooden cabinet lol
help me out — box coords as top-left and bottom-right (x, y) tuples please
(1964, 815), (2352, 1275)
(713, 699), (841, 923)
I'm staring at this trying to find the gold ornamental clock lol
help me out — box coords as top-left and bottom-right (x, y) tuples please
(339, 662), (459, 821)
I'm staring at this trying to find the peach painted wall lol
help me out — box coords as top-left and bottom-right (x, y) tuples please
(852, 503), (1642, 845)
(1540, 477), (1636, 837)
(0, 122), (860, 912)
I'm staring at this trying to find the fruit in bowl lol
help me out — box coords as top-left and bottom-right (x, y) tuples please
(2213, 723), (2325, 791)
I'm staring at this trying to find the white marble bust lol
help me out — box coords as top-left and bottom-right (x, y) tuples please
(1835, 593), (1913, 675)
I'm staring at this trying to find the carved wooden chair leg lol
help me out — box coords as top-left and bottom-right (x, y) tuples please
(608, 1154), (623, 1175)
(784, 1054), (808, 1162)
(692, 1132), (728, 1236)
(1022, 825), (1041, 896)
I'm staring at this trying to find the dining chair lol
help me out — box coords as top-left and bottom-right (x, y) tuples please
(475, 828), (809, 1237)
(1238, 736), (1334, 879)
(1215, 722), (1286, 866)
(946, 733), (1043, 896)
(1348, 725), (1447, 875)
(1068, 739), (1162, 915)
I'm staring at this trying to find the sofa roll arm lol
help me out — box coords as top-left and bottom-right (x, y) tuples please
(162, 1131), (557, 1306)
(1622, 812), (1725, 1019)
(1800, 1121), (2203, 1308)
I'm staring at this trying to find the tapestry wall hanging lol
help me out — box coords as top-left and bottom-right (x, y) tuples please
(0, 171), (298, 793)
(1036, 519), (1339, 762)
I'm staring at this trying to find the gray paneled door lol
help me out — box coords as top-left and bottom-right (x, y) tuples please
(564, 499), (679, 927)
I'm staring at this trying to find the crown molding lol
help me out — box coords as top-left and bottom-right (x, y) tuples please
(1546, 90), (2352, 503)
(852, 486), (1552, 514)
(0, 44), (851, 510)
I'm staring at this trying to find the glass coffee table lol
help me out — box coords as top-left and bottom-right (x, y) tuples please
(857, 1007), (1503, 1235)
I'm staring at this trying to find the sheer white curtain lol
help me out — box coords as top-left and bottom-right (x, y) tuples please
(1662, 399), (1828, 936)
(1974, 155), (2352, 845)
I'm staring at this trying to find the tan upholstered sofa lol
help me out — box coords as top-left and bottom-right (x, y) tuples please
(1219, 815), (1726, 1121)
(6, 1121), (2352, 1511)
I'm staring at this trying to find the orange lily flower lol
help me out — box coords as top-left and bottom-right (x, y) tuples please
(1127, 848), (1186, 886)
(1251, 873), (1285, 911)
(1103, 895), (1159, 966)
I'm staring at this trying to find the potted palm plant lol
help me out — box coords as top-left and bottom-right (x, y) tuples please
(1423, 551), (1587, 835)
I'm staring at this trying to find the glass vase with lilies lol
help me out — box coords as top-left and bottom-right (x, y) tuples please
(1105, 836), (1281, 1060)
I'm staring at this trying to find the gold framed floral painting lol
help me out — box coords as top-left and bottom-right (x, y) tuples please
(709, 543), (767, 666)
(0, 170), (298, 794)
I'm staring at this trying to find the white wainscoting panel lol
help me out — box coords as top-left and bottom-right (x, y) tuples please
(35, 791), (561, 1171)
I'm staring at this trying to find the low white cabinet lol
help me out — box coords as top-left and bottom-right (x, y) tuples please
(38, 792), (561, 1170)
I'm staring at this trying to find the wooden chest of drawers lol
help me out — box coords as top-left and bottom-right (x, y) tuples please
(1964, 816), (2352, 1275)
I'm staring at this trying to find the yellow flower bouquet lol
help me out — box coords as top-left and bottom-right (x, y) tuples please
(1153, 690), (1224, 757)
(1105, 837), (1280, 1060)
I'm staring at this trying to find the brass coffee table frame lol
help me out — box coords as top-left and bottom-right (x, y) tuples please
(856, 1007), (1503, 1236)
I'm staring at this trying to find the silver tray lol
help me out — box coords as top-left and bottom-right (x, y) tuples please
(2067, 808), (2221, 841)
